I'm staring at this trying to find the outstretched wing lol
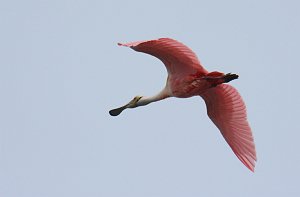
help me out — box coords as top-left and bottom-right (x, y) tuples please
(200, 84), (257, 172)
(118, 38), (208, 76)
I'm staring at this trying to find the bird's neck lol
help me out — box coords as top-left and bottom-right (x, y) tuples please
(138, 88), (170, 107)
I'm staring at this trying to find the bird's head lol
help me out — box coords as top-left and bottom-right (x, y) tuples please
(126, 96), (143, 108)
(109, 96), (143, 116)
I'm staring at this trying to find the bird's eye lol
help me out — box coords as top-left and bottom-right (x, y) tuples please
(136, 96), (142, 102)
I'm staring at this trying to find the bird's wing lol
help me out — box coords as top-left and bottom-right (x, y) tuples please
(118, 38), (208, 76)
(200, 84), (257, 172)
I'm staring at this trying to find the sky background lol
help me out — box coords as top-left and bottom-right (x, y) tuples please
(1, 0), (300, 196)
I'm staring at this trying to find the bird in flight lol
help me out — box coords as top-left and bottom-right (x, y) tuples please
(109, 38), (257, 172)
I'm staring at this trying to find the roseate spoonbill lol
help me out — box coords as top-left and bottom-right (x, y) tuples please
(109, 38), (257, 172)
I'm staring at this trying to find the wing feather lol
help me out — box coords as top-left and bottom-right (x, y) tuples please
(118, 38), (208, 76)
(200, 84), (257, 172)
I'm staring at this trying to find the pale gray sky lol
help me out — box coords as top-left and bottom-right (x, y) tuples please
(1, 0), (300, 196)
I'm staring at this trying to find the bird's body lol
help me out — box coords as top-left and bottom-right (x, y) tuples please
(110, 38), (257, 172)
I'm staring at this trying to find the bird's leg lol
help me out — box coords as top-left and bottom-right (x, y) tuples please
(204, 72), (239, 87)
(223, 73), (239, 83)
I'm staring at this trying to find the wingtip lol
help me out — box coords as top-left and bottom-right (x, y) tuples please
(117, 43), (123, 46)
(248, 165), (255, 173)
(246, 161), (256, 173)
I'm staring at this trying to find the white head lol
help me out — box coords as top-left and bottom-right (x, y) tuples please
(109, 89), (169, 116)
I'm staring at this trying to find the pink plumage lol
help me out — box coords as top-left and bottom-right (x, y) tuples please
(111, 38), (257, 172)
(118, 38), (207, 76)
(201, 84), (256, 171)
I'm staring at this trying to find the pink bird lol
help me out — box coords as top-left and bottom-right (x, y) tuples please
(109, 38), (257, 172)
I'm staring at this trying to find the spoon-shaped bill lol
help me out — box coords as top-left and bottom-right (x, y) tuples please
(109, 105), (127, 116)
(109, 96), (141, 116)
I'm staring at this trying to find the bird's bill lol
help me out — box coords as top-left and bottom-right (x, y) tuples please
(109, 97), (138, 116)
(109, 105), (128, 116)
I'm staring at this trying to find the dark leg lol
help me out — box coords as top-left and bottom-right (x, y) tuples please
(223, 73), (239, 83)
(204, 72), (239, 86)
